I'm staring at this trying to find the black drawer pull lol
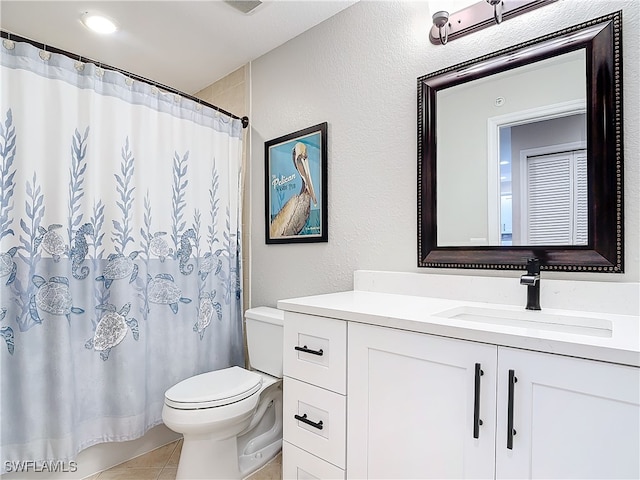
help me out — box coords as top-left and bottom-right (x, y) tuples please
(473, 363), (484, 439)
(294, 413), (324, 430)
(507, 369), (517, 450)
(294, 345), (324, 356)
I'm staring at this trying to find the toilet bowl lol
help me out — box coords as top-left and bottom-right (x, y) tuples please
(162, 307), (284, 480)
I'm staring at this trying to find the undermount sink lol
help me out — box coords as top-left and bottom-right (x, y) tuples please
(435, 306), (613, 338)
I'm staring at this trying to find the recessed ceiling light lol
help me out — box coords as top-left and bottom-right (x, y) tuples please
(81, 12), (118, 34)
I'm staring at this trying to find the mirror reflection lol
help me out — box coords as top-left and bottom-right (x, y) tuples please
(436, 50), (587, 247)
(498, 113), (587, 246)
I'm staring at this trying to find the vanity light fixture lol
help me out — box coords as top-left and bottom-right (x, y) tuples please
(432, 10), (450, 45)
(429, 0), (557, 46)
(486, 0), (503, 24)
(81, 12), (118, 35)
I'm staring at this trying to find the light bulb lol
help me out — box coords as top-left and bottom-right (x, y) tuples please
(82, 13), (118, 34)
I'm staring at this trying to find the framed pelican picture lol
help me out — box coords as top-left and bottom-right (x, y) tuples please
(265, 122), (328, 244)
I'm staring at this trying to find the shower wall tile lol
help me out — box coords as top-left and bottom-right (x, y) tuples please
(214, 84), (246, 117)
(194, 66), (247, 115)
(196, 66), (246, 102)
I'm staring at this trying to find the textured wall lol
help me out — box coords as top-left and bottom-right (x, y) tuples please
(249, 0), (640, 308)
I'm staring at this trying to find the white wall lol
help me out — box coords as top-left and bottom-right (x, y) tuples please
(437, 52), (585, 246)
(249, 0), (640, 308)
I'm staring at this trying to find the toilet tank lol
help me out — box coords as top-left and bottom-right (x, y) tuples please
(245, 307), (284, 378)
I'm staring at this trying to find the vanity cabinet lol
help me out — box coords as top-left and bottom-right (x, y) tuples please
(282, 312), (347, 479)
(495, 347), (640, 479)
(347, 322), (497, 479)
(348, 322), (640, 479)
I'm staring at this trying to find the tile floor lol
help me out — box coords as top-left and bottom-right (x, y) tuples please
(83, 440), (282, 480)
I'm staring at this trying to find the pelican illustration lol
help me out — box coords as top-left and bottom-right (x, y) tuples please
(270, 143), (318, 238)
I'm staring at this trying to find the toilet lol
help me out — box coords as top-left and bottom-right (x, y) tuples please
(162, 307), (284, 480)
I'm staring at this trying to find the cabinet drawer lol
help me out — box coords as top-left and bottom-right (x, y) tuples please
(283, 441), (345, 480)
(284, 312), (347, 394)
(283, 376), (346, 469)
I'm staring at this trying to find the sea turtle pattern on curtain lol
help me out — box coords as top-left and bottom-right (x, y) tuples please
(0, 113), (238, 356)
(0, 38), (244, 469)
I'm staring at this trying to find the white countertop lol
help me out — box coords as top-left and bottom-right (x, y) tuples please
(278, 290), (640, 367)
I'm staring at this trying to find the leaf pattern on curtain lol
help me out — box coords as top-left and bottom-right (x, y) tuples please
(14, 173), (45, 332)
(111, 138), (136, 255)
(0, 109), (17, 241)
(1, 40), (244, 469)
(68, 128), (89, 246)
(0, 124), (241, 334)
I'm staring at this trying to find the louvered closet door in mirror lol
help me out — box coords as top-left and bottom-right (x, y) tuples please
(523, 149), (587, 245)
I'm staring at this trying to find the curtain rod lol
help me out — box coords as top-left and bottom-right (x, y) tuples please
(0, 30), (250, 129)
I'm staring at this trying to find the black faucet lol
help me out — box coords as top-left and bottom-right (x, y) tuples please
(520, 258), (541, 310)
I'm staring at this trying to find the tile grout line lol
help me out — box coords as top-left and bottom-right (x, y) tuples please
(94, 439), (181, 479)
(155, 441), (175, 480)
(95, 440), (282, 480)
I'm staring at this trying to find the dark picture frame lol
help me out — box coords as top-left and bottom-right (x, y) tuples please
(265, 122), (328, 244)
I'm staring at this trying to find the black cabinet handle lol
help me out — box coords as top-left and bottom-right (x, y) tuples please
(294, 413), (324, 430)
(294, 345), (324, 356)
(507, 369), (517, 450)
(473, 363), (484, 439)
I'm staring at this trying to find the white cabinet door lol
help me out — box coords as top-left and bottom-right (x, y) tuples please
(347, 322), (497, 479)
(496, 347), (640, 479)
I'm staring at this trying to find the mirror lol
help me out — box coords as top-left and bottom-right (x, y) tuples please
(418, 12), (623, 272)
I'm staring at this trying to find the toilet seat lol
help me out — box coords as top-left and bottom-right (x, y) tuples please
(165, 366), (262, 410)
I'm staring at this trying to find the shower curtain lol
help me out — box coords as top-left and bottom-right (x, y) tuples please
(0, 38), (244, 470)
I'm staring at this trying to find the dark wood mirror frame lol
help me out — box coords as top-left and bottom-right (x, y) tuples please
(417, 11), (623, 273)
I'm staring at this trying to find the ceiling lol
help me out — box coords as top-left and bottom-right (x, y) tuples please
(0, 1), (357, 94)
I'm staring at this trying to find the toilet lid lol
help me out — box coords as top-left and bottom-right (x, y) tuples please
(164, 366), (262, 410)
